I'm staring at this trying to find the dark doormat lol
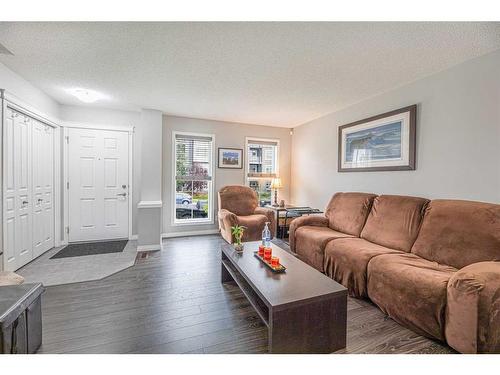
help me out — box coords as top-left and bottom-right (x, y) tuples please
(50, 240), (128, 259)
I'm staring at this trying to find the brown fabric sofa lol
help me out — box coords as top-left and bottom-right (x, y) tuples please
(218, 185), (275, 243)
(289, 192), (500, 353)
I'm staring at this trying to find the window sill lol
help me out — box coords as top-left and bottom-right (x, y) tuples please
(172, 219), (214, 226)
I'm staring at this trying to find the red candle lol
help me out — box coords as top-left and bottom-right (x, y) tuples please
(271, 256), (279, 267)
(258, 245), (265, 257)
(264, 247), (272, 262)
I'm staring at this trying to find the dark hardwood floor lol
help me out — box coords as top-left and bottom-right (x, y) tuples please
(38, 235), (454, 354)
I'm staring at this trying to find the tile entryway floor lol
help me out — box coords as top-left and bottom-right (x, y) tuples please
(16, 240), (138, 286)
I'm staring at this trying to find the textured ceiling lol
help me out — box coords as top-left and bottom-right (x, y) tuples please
(0, 22), (499, 127)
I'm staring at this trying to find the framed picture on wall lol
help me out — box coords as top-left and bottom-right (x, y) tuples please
(338, 104), (417, 172)
(218, 147), (243, 169)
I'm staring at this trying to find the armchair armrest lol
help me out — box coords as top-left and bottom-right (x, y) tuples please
(254, 207), (276, 238)
(445, 261), (500, 353)
(288, 215), (329, 253)
(218, 209), (238, 243)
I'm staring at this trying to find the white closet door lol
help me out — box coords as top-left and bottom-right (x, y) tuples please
(2, 109), (33, 271)
(32, 120), (55, 258)
(68, 128), (129, 242)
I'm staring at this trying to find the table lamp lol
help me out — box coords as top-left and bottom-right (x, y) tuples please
(270, 177), (283, 207)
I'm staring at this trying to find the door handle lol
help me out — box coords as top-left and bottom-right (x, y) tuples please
(117, 193), (127, 197)
(22, 200), (28, 205)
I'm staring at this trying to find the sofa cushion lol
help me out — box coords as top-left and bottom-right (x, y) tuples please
(325, 192), (377, 236)
(323, 238), (403, 298)
(411, 199), (500, 269)
(237, 214), (268, 241)
(367, 253), (457, 340)
(218, 185), (258, 216)
(294, 226), (353, 272)
(360, 195), (429, 252)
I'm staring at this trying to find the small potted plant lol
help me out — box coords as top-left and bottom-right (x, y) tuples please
(231, 225), (247, 252)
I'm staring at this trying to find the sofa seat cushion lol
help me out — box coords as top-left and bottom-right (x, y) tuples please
(324, 238), (404, 297)
(237, 214), (268, 241)
(361, 195), (429, 252)
(325, 192), (377, 236)
(294, 226), (353, 272)
(367, 253), (457, 340)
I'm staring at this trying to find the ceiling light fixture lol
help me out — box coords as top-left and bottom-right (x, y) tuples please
(68, 88), (107, 103)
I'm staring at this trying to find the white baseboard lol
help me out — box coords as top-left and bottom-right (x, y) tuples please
(129, 234), (138, 240)
(137, 244), (161, 252)
(161, 229), (220, 239)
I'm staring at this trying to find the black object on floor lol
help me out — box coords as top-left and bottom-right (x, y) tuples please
(50, 240), (128, 259)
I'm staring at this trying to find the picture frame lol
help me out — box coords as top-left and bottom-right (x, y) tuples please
(218, 147), (243, 169)
(338, 105), (417, 172)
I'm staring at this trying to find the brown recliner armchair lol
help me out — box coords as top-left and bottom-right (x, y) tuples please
(218, 185), (276, 244)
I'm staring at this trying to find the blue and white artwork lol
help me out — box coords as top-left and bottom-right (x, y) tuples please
(218, 148), (243, 169)
(345, 121), (402, 163)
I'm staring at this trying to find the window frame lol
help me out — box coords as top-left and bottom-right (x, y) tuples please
(171, 131), (216, 226)
(244, 136), (280, 205)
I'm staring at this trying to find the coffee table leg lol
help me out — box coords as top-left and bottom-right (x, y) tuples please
(221, 252), (233, 283)
(269, 293), (347, 353)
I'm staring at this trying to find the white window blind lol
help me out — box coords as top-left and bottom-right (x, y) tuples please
(175, 134), (213, 181)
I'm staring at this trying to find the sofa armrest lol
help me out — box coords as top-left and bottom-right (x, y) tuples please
(254, 207), (276, 238)
(288, 215), (329, 253)
(445, 261), (500, 353)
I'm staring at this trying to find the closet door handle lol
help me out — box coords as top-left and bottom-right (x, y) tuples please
(22, 200), (28, 205)
(117, 193), (127, 197)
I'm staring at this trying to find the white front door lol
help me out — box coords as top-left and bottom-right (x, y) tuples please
(32, 119), (55, 257)
(2, 109), (33, 270)
(68, 128), (129, 242)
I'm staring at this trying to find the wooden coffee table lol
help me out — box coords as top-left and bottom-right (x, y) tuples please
(221, 241), (347, 353)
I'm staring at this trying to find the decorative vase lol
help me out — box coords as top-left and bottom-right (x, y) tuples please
(234, 243), (244, 252)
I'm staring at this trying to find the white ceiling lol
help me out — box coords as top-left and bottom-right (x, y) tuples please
(1, 22), (499, 127)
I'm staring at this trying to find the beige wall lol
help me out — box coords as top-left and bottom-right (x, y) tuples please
(162, 115), (292, 235)
(291, 50), (500, 210)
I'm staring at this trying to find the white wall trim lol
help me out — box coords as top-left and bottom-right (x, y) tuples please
(62, 121), (134, 133)
(137, 244), (161, 252)
(137, 200), (163, 208)
(128, 131), (134, 240)
(161, 229), (219, 238)
(129, 234), (138, 240)
(1, 89), (60, 128)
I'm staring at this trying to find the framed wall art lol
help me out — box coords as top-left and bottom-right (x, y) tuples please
(338, 105), (417, 172)
(218, 147), (243, 169)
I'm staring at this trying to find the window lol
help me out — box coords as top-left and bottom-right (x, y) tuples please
(245, 138), (279, 206)
(173, 132), (214, 224)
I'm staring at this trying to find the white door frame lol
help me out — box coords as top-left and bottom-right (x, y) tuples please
(1, 90), (61, 271)
(62, 122), (134, 244)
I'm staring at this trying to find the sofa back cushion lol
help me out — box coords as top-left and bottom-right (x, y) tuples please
(411, 200), (500, 269)
(325, 192), (377, 236)
(218, 185), (258, 216)
(361, 195), (429, 252)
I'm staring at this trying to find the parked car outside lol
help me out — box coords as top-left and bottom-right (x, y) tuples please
(176, 192), (192, 205)
(176, 206), (208, 219)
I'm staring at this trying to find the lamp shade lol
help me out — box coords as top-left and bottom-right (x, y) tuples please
(270, 177), (283, 189)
